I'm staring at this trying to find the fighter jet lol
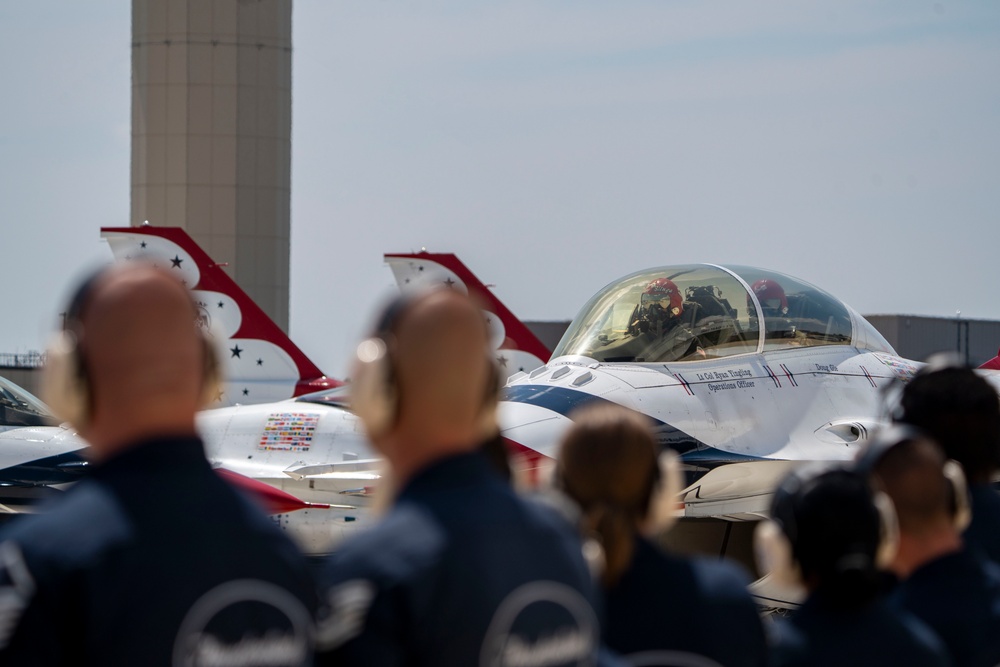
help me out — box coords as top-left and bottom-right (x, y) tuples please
(498, 263), (914, 520)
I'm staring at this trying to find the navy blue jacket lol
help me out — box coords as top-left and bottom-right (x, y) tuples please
(603, 536), (766, 667)
(768, 592), (950, 667)
(316, 450), (603, 666)
(0, 436), (317, 666)
(894, 548), (1000, 667)
(966, 484), (1000, 565)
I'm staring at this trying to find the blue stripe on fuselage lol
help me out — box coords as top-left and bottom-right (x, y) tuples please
(502, 384), (618, 421)
(0, 450), (90, 488)
(503, 384), (727, 459)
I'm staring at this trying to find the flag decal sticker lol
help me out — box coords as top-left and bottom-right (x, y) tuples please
(258, 413), (320, 452)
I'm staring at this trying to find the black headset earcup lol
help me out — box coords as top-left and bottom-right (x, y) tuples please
(881, 377), (907, 423)
(485, 357), (500, 404)
(754, 519), (803, 589)
(41, 331), (90, 429)
(873, 490), (900, 569)
(477, 358), (501, 438)
(350, 295), (414, 439)
(646, 450), (684, 534)
(351, 338), (397, 439)
(198, 333), (224, 409)
(943, 459), (972, 532)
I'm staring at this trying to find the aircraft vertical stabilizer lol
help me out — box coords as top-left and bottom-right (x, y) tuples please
(101, 226), (340, 406)
(980, 347), (1000, 371)
(384, 251), (550, 378)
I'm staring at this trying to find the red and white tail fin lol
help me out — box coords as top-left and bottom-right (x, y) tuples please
(980, 347), (1000, 371)
(384, 251), (550, 379)
(101, 226), (340, 406)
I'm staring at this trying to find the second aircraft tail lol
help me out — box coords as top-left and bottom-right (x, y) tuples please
(384, 251), (550, 380)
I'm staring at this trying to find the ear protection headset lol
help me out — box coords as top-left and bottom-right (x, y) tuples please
(754, 462), (899, 590)
(855, 424), (972, 532)
(351, 292), (501, 440)
(41, 266), (222, 428)
(646, 449), (685, 534)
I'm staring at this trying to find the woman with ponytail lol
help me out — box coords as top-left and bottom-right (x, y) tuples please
(556, 404), (766, 667)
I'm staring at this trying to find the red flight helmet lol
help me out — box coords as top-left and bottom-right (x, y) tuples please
(642, 278), (684, 316)
(750, 279), (788, 315)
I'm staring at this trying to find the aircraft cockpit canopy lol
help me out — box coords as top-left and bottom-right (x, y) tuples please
(553, 264), (893, 364)
(0, 376), (56, 427)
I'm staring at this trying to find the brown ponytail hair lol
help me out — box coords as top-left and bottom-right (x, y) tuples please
(556, 404), (661, 588)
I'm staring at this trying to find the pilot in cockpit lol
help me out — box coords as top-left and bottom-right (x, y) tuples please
(628, 278), (705, 360)
(749, 278), (789, 336)
(750, 279), (788, 318)
(631, 278), (684, 335)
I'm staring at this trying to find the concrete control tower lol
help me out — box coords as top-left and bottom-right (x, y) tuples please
(131, 0), (291, 331)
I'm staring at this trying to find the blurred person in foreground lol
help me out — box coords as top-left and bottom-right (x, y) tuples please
(555, 403), (765, 667)
(757, 463), (950, 667)
(893, 356), (1000, 563)
(860, 425), (1000, 667)
(0, 264), (317, 665)
(316, 288), (605, 666)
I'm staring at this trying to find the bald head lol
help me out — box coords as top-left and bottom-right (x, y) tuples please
(72, 264), (209, 455)
(365, 289), (497, 481)
(870, 434), (967, 577)
(873, 436), (952, 537)
(395, 289), (494, 436)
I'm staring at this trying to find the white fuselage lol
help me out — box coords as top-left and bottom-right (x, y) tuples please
(498, 346), (930, 518)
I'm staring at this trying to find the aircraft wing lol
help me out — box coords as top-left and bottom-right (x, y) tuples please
(680, 460), (801, 521)
(281, 459), (382, 481)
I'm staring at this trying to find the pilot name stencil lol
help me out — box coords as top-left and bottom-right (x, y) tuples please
(694, 369), (752, 382)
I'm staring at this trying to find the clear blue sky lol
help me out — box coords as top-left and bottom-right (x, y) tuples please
(1, 1), (998, 377)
